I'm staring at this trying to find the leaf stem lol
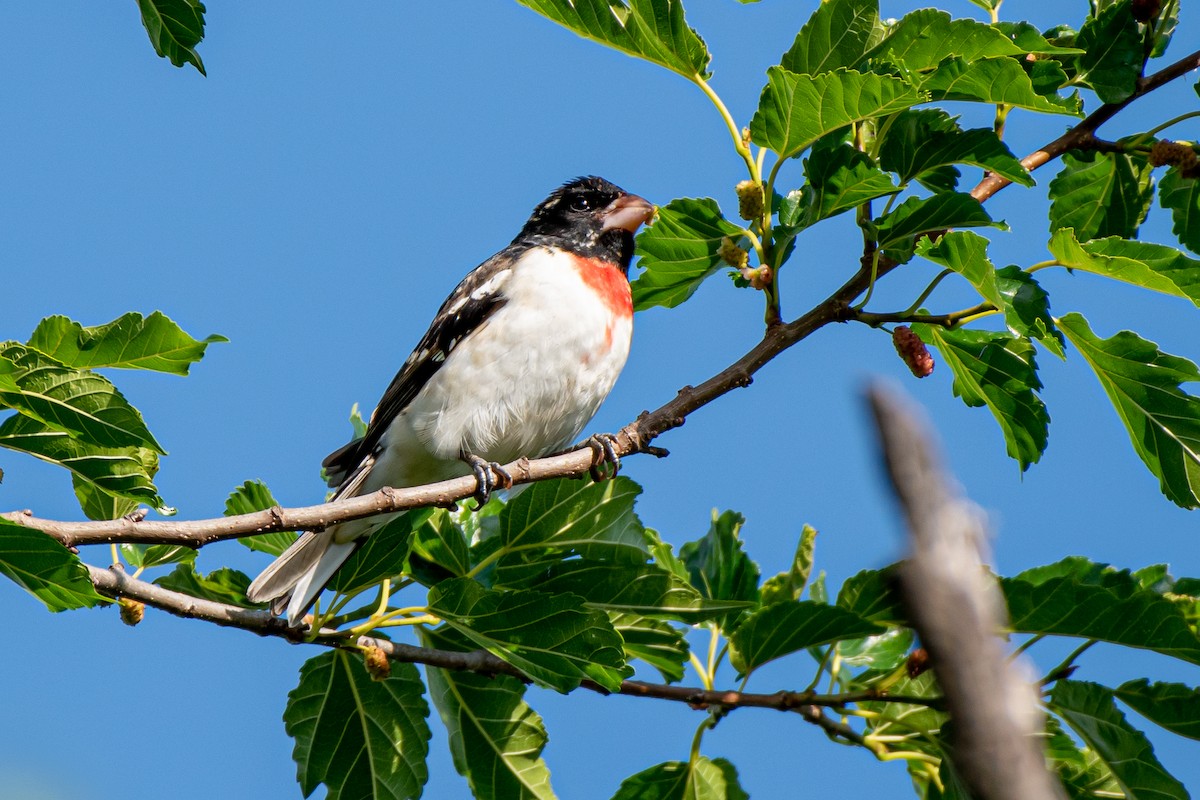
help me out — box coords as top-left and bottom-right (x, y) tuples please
(903, 269), (954, 315)
(1041, 638), (1098, 684)
(1010, 633), (1046, 659)
(693, 77), (760, 184)
(1144, 109), (1200, 138)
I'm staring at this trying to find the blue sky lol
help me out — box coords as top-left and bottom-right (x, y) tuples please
(1, 2), (1198, 799)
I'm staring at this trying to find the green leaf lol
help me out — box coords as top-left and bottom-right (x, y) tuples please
(0, 344), (164, 453)
(785, 144), (899, 232)
(678, 510), (760, 631)
(729, 601), (884, 673)
(135, 0), (206, 75)
(760, 524), (817, 606)
(837, 627), (914, 669)
(1075, 0), (1142, 103)
(913, 325), (1048, 470)
(26, 312), (225, 376)
(879, 109), (1033, 188)
(1115, 679), (1200, 740)
(521, 560), (744, 622)
(750, 67), (925, 162)
(154, 564), (263, 608)
(120, 542), (195, 569)
(427, 578), (631, 692)
(407, 509), (472, 583)
(922, 57), (1083, 116)
(1159, 167), (1200, 254)
(421, 627), (555, 800)
(1148, 0), (1179, 58)
(609, 612), (689, 683)
(916, 232), (1064, 356)
(780, 0), (880, 75)
(867, 9), (1026, 71)
(631, 198), (744, 311)
(1052, 680), (1189, 800)
(492, 476), (649, 585)
(514, 0), (710, 79)
(1058, 314), (1200, 508)
(993, 21), (1087, 56)
(873, 193), (1003, 263)
(611, 758), (749, 800)
(0, 518), (106, 611)
(836, 566), (905, 623)
(0, 413), (163, 507)
(1049, 229), (1200, 306)
(285, 650), (430, 800)
(329, 511), (429, 597)
(1003, 558), (1200, 663)
(225, 480), (297, 557)
(1048, 151), (1154, 240)
(73, 474), (140, 522)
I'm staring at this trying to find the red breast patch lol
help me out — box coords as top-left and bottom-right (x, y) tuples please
(572, 255), (633, 317)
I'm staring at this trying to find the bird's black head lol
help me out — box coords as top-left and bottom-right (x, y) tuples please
(515, 176), (655, 273)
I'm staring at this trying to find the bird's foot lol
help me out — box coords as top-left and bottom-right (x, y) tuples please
(461, 452), (513, 507)
(586, 433), (621, 482)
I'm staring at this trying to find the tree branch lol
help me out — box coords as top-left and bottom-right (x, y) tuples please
(971, 47), (1200, 203)
(867, 384), (1065, 800)
(90, 562), (942, 718)
(7, 49), (1197, 551)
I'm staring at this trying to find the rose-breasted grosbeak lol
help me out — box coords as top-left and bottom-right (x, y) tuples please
(247, 176), (655, 624)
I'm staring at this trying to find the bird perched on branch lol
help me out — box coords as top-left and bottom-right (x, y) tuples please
(247, 176), (655, 624)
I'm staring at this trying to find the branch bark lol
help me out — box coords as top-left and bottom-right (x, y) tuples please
(868, 384), (1066, 800)
(90, 563), (940, 717)
(4, 47), (1197, 557)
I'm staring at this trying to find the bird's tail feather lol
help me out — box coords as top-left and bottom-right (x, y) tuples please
(246, 531), (358, 626)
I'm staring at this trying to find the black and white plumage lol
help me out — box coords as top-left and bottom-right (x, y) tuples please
(246, 177), (655, 624)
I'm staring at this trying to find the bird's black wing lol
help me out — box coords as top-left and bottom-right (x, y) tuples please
(321, 246), (523, 488)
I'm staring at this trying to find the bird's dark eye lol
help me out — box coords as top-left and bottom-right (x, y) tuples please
(567, 194), (594, 212)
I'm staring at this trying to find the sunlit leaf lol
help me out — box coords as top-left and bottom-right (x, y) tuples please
(1003, 558), (1200, 663)
(285, 650), (430, 800)
(609, 612), (689, 683)
(1075, 0), (1142, 103)
(879, 109), (1032, 188)
(631, 198), (744, 310)
(1159, 167), (1200, 254)
(1048, 151), (1154, 241)
(154, 563), (263, 608)
(421, 627), (555, 800)
(1052, 680), (1189, 800)
(750, 67), (924, 162)
(873, 193), (1003, 262)
(916, 231), (1064, 356)
(679, 509), (760, 632)
(329, 511), (430, 597)
(136, 0), (206, 75)
(224, 480), (297, 557)
(514, 0), (710, 79)
(520, 560), (746, 622)
(780, 0), (881, 74)
(1115, 679), (1200, 740)
(0, 518), (106, 611)
(407, 509), (472, 584)
(913, 325), (1048, 470)
(0, 344), (164, 453)
(428, 578), (631, 692)
(867, 8), (1027, 70)
(1048, 229), (1200, 306)
(1058, 314), (1200, 508)
(26, 312), (225, 376)
(0, 414), (163, 507)
(120, 541), (195, 569)
(922, 57), (1083, 116)
(784, 144), (898, 232)
(729, 601), (883, 673)
(760, 524), (817, 606)
(611, 758), (749, 800)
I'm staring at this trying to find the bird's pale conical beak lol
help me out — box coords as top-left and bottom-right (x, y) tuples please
(600, 194), (656, 233)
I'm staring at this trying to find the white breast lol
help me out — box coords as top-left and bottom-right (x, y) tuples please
(366, 246), (632, 490)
